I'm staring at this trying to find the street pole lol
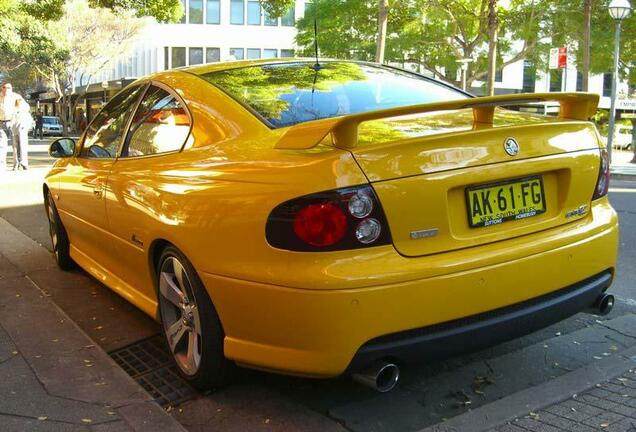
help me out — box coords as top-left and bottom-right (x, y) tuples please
(607, 20), (622, 164)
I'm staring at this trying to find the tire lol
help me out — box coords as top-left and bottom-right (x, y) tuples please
(157, 246), (234, 389)
(46, 191), (75, 270)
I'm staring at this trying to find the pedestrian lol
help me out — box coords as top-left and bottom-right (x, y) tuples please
(11, 98), (32, 170)
(0, 82), (23, 171)
(76, 108), (87, 134)
(34, 109), (44, 140)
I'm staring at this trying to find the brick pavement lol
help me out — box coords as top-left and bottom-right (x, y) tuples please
(492, 370), (636, 432)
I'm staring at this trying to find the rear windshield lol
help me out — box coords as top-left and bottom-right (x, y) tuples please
(200, 62), (468, 128)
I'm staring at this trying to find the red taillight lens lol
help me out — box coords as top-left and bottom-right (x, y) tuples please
(266, 185), (392, 251)
(592, 148), (610, 200)
(293, 203), (347, 247)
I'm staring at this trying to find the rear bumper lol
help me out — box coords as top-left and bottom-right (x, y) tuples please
(348, 271), (612, 371)
(200, 200), (619, 378)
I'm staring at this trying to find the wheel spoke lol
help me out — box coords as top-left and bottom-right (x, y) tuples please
(159, 271), (185, 307)
(191, 306), (201, 331)
(185, 330), (200, 370)
(165, 319), (188, 353)
(173, 259), (187, 293)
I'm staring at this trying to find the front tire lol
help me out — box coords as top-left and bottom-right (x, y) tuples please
(46, 192), (75, 270)
(157, 246), (233, 389)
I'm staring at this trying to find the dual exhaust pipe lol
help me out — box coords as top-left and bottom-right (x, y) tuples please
(352, 293), (614, 393)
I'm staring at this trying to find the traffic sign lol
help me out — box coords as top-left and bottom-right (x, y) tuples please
(558, 47), (567, 68)
(549, 47), (567, 69)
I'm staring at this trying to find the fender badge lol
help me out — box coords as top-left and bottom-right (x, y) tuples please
(410, 228), (439, 240)
(565, 205), (588, 219)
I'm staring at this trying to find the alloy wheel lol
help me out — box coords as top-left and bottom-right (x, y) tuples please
(159, 256), (203, 376)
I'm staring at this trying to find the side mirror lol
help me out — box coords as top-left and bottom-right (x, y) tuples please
(49, 138), (75, 158)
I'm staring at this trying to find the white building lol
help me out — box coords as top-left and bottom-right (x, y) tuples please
(85, 0), (306, 86)
(470, 57), (630, 107)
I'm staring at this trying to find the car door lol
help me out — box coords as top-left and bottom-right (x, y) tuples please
(55, 84), (146, 270)
(106, 83), (193, 302)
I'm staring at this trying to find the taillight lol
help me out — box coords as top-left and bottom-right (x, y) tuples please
(592, 148), (610, 200)
(293, 203), (347, 247)
(266, 185), (392, 251)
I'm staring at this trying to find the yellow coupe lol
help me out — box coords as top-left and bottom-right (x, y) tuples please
(44, 60), (618, 392)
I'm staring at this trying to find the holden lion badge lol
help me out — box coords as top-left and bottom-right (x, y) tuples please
(504, 137), (519, 156)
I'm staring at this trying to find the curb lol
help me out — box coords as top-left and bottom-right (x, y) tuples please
(611, 173), (636, 181)
(418, 345), (636, 432)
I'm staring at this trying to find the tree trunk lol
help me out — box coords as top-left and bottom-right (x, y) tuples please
(61, 94), (68, 136)
(486, 0), (498, 96)
(375, 0), (389, 63)
(582, 0), (592, 91)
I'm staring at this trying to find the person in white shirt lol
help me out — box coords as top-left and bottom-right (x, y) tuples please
(0, 83), (24, 171)
(11, 98), (32, 170)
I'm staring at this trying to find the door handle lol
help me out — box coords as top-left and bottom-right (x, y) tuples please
(93, 188), (103, 198)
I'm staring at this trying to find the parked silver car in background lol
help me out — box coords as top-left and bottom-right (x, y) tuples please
(42, 116), (63, 136)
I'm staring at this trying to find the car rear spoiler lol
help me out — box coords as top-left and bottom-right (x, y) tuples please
(274, 92), (599, 150)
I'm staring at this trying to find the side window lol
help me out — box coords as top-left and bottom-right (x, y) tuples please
(122, 86), (191, 158)
(80, 85), (145, 158)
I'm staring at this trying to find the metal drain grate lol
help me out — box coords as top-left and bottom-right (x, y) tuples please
(109, 335), (197, 407)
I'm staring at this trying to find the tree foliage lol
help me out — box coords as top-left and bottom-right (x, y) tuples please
(1, 0), (147, 134)
(260, 0), (296, 17)
(296, 0), (636, 91)
(89, 0), (183, 22)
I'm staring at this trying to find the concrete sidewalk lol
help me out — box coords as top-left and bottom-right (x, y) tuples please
(0, 217), (185, 432)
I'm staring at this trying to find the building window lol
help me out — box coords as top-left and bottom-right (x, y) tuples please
(603, 73), (612, 97)
(206, 47), (220, 63)
(576, 71), (583, 91)
(280, 49), (294, 58)
(189, 47), (203, 65)
(247, 0), (261, 25)
(264, 11), (277, 26)
(230, 48), (244, 60)
(206, 0), (220, 24)
(189, 0), (203, 23)
(179, 0), (186, 23)
(172, 47), (186, 68)
(247, 48), (261, 59)
(230, 0), (244, 24)
(164, 47), (170, 70)
(522, 60), (536, 93)
(495, 69), (503, 83)
(263, 49), (278, 58)
(281, 7), (294, 26)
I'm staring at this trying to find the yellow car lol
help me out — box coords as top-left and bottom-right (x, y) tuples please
(44, 60), (618, 392)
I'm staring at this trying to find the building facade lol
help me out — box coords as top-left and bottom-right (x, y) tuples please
(85, 0), (305, 86)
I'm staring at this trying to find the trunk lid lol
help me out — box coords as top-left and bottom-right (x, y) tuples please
(352, 111), (601, 257)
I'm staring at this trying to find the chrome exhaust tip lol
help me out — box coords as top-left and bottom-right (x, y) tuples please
(352, 361), (400, 392)
(597, 293), (615, 316)
(586, 293), (615, 316)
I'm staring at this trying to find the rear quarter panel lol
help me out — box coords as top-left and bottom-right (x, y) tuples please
(105, 72), (369, 309)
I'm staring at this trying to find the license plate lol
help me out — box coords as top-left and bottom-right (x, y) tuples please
(465, 176), (546, 228)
